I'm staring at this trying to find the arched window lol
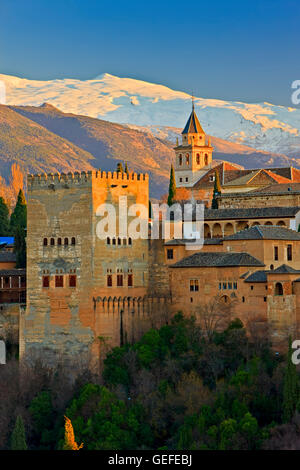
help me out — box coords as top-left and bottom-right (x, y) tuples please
(186, 154), (190, 165)
(275, 282), (283, 296)
(179, 154), (182, 166)
(112, 238), (116, 245)
(107, 237), (110, 245)
(123, 238), (127, 245)
(71, 237), (76, 246)
(118, 238), (121, 245)
(64, 238), (69, 246)
(196, 153), (200, 165)
(204, 154), (208, 165)
(128, 237), (132, 246)
(50, 238), (55, 246)
(43, 238), (48, 246)
(57, 238), (62, 246)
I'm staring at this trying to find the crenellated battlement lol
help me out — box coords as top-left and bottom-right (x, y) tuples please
(27, 170), (149, 190)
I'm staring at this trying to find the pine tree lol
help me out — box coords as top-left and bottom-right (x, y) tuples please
(167, 165), (176, 206)
(125, 162), (129, 175)
(63, 416), (83, 450)
(211, 170), (221, 209)
(117, 162), (124, 173)
(11, 415), (27, 450)
(0, 197), (10, 236)
(282, 337), (299, 423)
(10, 189), (27, 233)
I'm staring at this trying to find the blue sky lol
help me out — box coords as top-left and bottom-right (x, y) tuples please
(0, 0), (299, 105)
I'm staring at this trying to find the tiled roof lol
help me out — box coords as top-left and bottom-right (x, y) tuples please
(170, 252), (265, 268)
(193, 165), (300, 191)
(0, 252), (16, 263)
(204, 206), (300, 220)
(0, 268), (25, 276)
(270, 264), (300, 274)
(182, 108), (204, 134)
(223, 225), (300, 241)
(244, 270), (268, 283)
(217, 183), (300, 198)
(165, 238), (223, 246)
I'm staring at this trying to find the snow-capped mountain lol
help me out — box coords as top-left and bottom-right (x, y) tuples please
(1, 72), (300, 157)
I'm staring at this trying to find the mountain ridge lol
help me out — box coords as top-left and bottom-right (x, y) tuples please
(1, 72), (300, 158)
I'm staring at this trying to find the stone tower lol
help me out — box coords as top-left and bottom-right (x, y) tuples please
(174, 101), (213, 187)
(21, 170), (171, 371)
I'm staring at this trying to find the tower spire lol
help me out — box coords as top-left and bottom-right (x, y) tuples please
(192, 92), (195, 110)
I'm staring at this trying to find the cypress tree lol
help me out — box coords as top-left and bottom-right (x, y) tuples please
(117, 162), (124, 173)
(282, 337), (299, 423)
(0, 197), (10, 236)
(167, 164), (176, 206)
(11, 415), (27, 450)
(14, 225), (26, 268)
(125, 162), (129, 175)
(211, 170), (221, 209)
(10, 190), (27, 268)
(10, 189), (27, 233)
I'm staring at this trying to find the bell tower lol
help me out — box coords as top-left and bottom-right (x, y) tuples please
(174, 100), (213, 187)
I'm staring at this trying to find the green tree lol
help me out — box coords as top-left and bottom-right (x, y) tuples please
(0, 197), (10, 236)
(10, 190), (27, 268)
(29, 391), (53, 435)
(117, 162), (124, 173)
(14, 225), (26, 268)
(10, 189), (27, 233)
(11, 415), (27, 450)
(167, 164), (176, 206)
(125, 162), (129, 175)
(211, 170), (221, 209)
(282, 337), (299, 423)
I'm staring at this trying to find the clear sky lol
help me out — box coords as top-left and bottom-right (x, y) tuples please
(0, 0), (299, 106)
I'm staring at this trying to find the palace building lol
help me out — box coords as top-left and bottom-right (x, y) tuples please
(9, 105), (300, 369)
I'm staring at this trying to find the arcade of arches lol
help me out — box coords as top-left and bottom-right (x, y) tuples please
(204, 219), (288, 238)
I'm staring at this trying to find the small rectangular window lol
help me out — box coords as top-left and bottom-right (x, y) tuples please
(274, 246), (278, 261)
(117, 274), (123, 287)
(190, 279), (199, 292)
(167, 249), (174, 260)
(219, 282), (222, 290)
(233, 282), (237, 290)
(223, 282), (227, 290)
(69, 275), (76, 288)
(128, 274), (133, 287)
(287, 244), (292, 261)
(107, 275), (112, 287)
(55, 275), (64, 288)
(42, 276), (50, 288)
(228, 282), (232, 290)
